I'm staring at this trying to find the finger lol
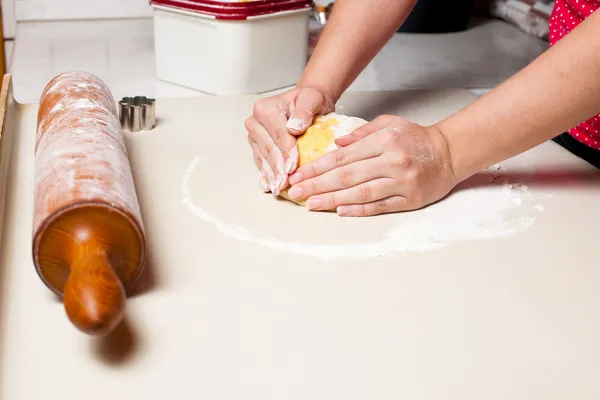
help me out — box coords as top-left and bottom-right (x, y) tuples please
(258, 173), (270, 193)
(286, 88), (333, 135)
(246, 117), (287, 194)
(247, 136), (268, 177)
(286, 157), (386, 202)
(289, 133), (383, 185)
(260, 153), (279, 195)
(254, 100), (298, 174)
(247, 134), (264, 172)
(335, 115), (409, 147)
(336, 195), (409, 217)
(248, 136), (276, 193)
(304, 178), (397, 211)
(287, 145), (299, 175)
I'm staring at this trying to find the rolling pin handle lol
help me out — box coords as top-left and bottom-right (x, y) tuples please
(63, 249), (126, 336)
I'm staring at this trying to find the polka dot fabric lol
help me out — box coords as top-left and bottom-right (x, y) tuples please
(550, 0), (600, 149)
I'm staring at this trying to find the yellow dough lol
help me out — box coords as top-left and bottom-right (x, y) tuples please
(280, 112), (368, 206)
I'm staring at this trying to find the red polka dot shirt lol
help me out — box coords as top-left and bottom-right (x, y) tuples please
(550, 0), (600, 149)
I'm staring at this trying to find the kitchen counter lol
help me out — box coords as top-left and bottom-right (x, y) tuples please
(2, 80), (600, 400)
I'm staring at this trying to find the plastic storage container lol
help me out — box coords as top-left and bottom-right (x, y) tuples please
(150, 0), (313, 95)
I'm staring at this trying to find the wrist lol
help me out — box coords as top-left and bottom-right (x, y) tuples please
(294, 82), (339, 116)
(296, 67), (344, 105)
(297, 81), (340, 103)
(429, 120), (482, 185)
(425, 123), (461, 187)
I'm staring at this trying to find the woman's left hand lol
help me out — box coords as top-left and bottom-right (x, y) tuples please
(285, 115), (458, 217)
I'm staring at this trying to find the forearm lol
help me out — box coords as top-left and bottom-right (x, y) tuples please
(437, 10), (600, 182)
(298, 0), (416, 102)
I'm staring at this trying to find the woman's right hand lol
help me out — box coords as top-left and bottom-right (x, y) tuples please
(245, 86), (335, 196)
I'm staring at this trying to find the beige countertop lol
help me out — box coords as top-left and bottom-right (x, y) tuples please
(1, 83), (599, 399)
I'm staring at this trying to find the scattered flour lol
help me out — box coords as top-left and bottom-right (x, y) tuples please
(181, 157), (541, 261)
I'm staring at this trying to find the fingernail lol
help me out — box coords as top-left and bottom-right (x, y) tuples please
(287, 186), (303, 199)
(289, 172), (303, 185)
(286, 117), (306, 132)
(337, 206), (350, 215)
(306, 197), (322, 210)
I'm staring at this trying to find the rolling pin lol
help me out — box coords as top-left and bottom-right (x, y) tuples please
(32, 71), (147, 335)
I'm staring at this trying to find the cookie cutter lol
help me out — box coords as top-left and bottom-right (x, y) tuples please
(119, 96), (156, 132)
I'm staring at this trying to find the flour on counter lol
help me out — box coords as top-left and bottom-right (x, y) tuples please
(181, 157), (540, 261)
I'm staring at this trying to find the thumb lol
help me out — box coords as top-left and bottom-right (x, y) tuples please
(286, 88), (333, 136)
(335, 115), (398, 147)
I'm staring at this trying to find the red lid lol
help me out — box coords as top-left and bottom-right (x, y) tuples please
(150, 0), (314, 20)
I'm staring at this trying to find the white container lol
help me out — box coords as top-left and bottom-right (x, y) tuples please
(150, 0), (313, 95)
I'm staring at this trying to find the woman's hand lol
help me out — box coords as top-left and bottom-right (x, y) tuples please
(245, 87), (335, 196)
(285, 115), (457, 217)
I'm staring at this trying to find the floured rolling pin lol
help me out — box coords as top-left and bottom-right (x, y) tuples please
(32, 71), (148, 335)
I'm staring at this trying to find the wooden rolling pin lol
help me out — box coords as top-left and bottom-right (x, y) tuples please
(32, 71), (147, 335)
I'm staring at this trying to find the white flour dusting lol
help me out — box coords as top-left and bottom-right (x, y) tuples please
(181, 158), (541, 261)
(33, 71), (145, 239)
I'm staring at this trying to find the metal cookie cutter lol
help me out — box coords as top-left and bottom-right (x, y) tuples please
(119, 96), (156, 132)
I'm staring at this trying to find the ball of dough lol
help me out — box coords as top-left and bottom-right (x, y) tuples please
(280, 112), (368, 206)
